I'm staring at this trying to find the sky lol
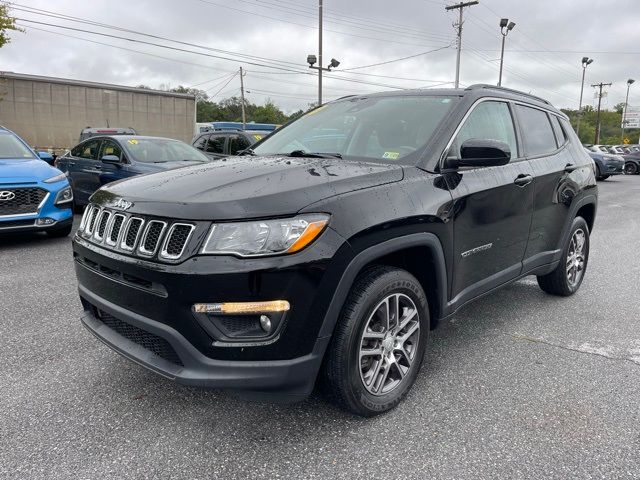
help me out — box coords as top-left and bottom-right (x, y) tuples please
(1, 0), (639, 114)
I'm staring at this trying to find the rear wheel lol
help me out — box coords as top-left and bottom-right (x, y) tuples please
(601, 175), (609, 180)
(537, 217), (589, 296)
(322, 266), (429, 417)
(595, 164), (602, 180)
(625, 162), (638, 175)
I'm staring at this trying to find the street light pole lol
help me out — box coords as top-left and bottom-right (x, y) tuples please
(498, 18), (516, 87)
(445, 1), (479, 89)
(621, 78), (635, 143)
(576, 57), (593, 138)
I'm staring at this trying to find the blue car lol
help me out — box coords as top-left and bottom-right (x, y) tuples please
(0, 127), (74, 237)
(585, 147), (625, 180)
(55, 135), (211, 208)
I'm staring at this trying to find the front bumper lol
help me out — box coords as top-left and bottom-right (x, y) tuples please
(80, 284), (329, 399)
(601, 161), (625, 175)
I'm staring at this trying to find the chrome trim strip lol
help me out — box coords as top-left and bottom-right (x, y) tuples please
(159, 223), (195, 260)
(93, 210), (111, 242)
(138, 220), (167, 256)
(84, 206), (101, 236)
(0, 191), (50, 218)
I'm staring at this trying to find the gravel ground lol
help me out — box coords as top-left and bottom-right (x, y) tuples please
(1, 175), (639, 479)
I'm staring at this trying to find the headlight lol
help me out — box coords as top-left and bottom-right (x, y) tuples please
(44, 172), (67, 184)
(54, 186), (73, 205)
(201, 214), (329, 257)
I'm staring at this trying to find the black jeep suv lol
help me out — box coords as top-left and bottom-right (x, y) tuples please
(72, 85), (597, 416)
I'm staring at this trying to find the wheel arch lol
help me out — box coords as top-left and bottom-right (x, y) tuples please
(317, 233), (448, 340)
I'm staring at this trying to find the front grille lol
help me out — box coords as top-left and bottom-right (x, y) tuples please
(0, 188), (47, 216)
(95, 309), (183, 366)
(107, 214), (125, 245)
(0, 219), (36, 229)
(122, 217), (144, 251)
(79, 204), (195, 262)
(139, 221), (166, 256)
(95, 211), (111, 240)
(161, 224), (195, 259)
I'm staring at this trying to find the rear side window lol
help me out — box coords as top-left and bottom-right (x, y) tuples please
(451, 100), (518, 160)
(206, 135), (226, 154)
(193, 135), (209, 151)
(516, 105), (558, 156)
(549, 115), (567, 147)
(73, 139), (101, 160)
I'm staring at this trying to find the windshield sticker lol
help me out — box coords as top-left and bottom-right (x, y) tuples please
(253, 134), (263, 141)
(306, 105), (327, 116)
(128, 139), (139, 145)
(382, 151), (400, 160)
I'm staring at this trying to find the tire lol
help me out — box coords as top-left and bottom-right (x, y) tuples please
(595, 164), (602, 180)
(625, 162), (638, 175)
(46, 224), (73, 238)
(321, 266), (429, 417)
(601, 175), (609, 180)
(537, 216), (590, 296)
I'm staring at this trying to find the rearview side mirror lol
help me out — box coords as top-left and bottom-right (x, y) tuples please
(448, 139), (511, 169)
(37, 151), (55, 165)
(101, 155), (121, 165)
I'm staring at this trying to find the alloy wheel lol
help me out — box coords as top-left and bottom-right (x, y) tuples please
(566, 228), (587, 287)
(359, 293), (420, 396)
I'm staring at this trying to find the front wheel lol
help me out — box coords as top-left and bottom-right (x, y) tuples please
(322, 266), (429, 417)
(537, 217), (590, 296)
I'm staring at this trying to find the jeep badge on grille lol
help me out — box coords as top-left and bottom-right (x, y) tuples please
(113, 198), (133, 211)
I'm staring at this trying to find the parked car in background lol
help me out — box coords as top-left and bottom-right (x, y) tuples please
(79, 127), (137, 142)
(72, 85), (597, 416)
(195, 121), (278, 136)
(585, 147), (624, 180)
(55, 136), (210, 208)
(192, 130), (271, 159)
(622, 150), (640, 175)
(0, 126), (73, 237)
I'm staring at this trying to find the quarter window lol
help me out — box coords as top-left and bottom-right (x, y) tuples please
(450, 101), (518, 161)
(193, 134), (209, 151)
(549, 115), (567, 148)
(516, 105), (558, 156)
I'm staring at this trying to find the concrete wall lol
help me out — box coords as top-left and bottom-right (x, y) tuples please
(0, 74), (195, 153)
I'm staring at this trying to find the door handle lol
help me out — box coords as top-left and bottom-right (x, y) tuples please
(564, 163), (578, 172)
(514, 174), (533, 187)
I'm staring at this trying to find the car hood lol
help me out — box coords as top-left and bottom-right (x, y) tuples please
(0, 158), (63, 184)
(93, 156), (404, 220)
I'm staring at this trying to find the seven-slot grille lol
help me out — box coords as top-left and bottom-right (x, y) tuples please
(79, 204), (195, 261)
(0, 188), (48, 216)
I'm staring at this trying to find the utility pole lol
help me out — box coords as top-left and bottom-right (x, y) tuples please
(445, 1), (479, 89)
(239, 67), (246, 127)
(622, 78), (635, 143)
(592, 82), (612, 144)
(318, 0), (323, 105)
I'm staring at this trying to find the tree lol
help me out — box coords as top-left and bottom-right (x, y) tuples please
(0, 5), (23, 48)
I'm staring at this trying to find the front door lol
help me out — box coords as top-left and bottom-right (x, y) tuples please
(68, 139), (103, 205)
(446, 100), (535, 304)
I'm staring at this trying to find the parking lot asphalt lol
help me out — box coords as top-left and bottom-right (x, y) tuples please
(1, 175), (639, 480)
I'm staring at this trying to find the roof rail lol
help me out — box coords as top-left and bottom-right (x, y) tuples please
(465, 84), (551, 105)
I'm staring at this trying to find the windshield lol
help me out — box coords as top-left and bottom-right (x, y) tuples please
(0, 133), (37, 160)
(123, 138), (210, 163)
(252, 95), (457, 163)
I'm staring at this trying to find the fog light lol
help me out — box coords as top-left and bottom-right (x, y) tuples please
(259, 315), (272, 333)
(36, 217), (56, 226)
(193, 300), (290, 314)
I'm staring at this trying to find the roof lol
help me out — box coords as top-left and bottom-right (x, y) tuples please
(0, 71), (196, 99)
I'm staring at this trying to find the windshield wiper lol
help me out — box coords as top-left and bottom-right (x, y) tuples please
(237, 148), (256, 156)
(288, 150), (342, 159)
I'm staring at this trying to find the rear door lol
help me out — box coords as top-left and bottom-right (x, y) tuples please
(516, 105), (575, 269)
(447, 100), (535, 304)
(66, 139), (103, 205)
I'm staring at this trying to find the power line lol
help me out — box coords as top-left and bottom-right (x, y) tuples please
(340, 44), (452, 71)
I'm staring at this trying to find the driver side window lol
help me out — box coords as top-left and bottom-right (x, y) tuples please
(450, 101), (518, 161)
